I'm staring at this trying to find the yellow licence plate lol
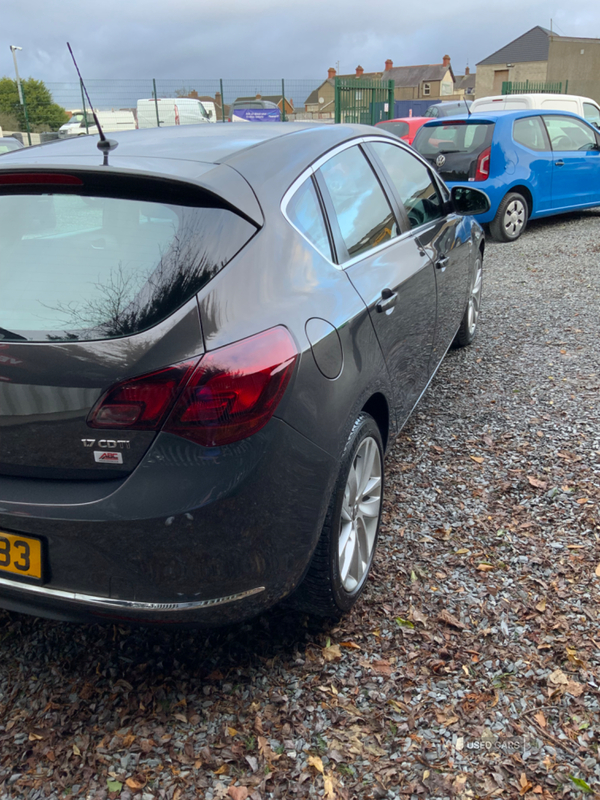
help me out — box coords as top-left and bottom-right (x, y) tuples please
(0, 532), (42, 580)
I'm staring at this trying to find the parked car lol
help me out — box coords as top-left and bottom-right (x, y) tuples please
(375, 116), (429, 145)
(58, 110), (137, 138)
(137, 98), (212, 128)
(424, 100), (472, 118)
(412, 109), (600, 242)
(470, 93), (600, 129)
(0, 122), (488, 626)
(0, 137), (24, 154)
(228, 99), (280, 122)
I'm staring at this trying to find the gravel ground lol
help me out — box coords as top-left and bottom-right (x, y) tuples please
(1, 210), (599, 800)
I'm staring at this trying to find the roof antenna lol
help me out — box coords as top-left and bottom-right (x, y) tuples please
(463, 96), (471, 117)
(66, 42), (118, 165)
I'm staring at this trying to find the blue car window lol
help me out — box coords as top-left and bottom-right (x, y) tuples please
(286, 178), (331, 260)
(513, 117), (550, 151)
(370, 142), (443, 230)
(319, 146), (398, 260)
(543, 116), (597, 151)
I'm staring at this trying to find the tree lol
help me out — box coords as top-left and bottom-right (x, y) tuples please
(0, 77), (69, 131)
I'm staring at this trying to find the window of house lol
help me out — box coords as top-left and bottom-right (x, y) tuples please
(370, 142), (443, 230)
(423, 83), (431, 96)
(318, 146), (397, 260)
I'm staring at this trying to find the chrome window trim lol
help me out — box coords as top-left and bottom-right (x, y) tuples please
(0, 577), (265, 613)
(281, 136), (447, 270)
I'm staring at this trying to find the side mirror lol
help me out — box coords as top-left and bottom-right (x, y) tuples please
(451, 185), (491, 216)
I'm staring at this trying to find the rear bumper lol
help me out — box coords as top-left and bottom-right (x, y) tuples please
(0, 420), (336, 626)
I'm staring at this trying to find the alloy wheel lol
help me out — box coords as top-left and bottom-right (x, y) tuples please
(467, 258), (483, 337)
(338, 436), (383, 592)
(503, 198), (526, 238)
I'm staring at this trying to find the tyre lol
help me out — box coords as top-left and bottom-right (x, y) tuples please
(489, 192), (528, 242)
(453, 252), (483, 348)
(292, 413), (384, 617)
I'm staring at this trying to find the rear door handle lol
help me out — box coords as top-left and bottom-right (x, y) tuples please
(376, 288), (398, 313)
(555, 159), (565, 167)
(436, 256), (449, 271)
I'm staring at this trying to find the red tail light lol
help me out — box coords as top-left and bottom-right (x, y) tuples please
(87, 327), (298, 446)
(88, 361), (197, 429)
(164, 327), (298, 446)
(474, 147), (491, 181)
(0, 173), (84, 186)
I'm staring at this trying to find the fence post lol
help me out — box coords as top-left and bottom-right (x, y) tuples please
(388, 79), (394, 120)
(564, 80), (568, 94)
(80, 78), (89, 134)
(281, 79), (286, 122)
(153, 79), (160, 127)
(334, 77), (341, 124)
(220, 79), (225, 122)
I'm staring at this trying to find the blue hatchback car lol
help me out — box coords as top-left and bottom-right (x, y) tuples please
(412, 109), (600, 241)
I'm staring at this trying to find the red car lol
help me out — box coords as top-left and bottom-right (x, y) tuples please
(375, 117), (429, 145)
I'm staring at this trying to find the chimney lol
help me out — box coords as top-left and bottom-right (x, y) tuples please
(465, 66), (470, 75)
(328, 67), (336, 79)
(443, 54), (451, 68)
(356, 65), (364, 77)
(385, 59), (393, 71)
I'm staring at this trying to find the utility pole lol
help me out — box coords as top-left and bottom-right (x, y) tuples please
(10, 45), (32, 145)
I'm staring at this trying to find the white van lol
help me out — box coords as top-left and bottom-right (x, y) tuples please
(470, 94), (600, 128)
(58, 110), (137, 138)
(136, 98), (212, 129)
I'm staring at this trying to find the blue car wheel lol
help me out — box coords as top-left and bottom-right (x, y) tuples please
(490, 191), (529, 242)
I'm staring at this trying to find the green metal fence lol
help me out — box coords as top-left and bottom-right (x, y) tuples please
(501, 80), (567, 95)
(334, 78), (395, 125)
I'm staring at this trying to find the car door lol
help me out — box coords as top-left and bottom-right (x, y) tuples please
(542, 115), (600, 209)
(511, 115), (553, 214)
(365, 140), (472, 370)
(315, 142), (437, 426)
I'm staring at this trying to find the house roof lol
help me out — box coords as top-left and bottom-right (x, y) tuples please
(382, 64), (454, 87)
(261, 95), (294, 108)
(304, 73), (382, 105)
(477, 26), (555, 66)
(454, 73), (476, 92)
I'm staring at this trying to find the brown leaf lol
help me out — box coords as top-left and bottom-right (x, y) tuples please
(307, 755), (324, 774)
(371, 659), (393, 677)
(28, 732), (44, 741)
(595, 563), (600, 577)
(409, 606), (428, 627)
(125, 775), (147, 790)
(519, 773), (533, 795)
(173, 712), (187, 723)
(527, 476), (547, 490)
(483, 434), (493, 447)
(470, 455), (484, 464)
(477, 563), (494, 571)
(122, 732), (136, 748)
(438, 609), (467, 630)
(536, 598), (546, 612)
(322, 644), (342, 662)
(576, 497), (589, 504)
(339, 641), (361, 650)
(565, 680), (584, 697)
(548, 668), (568, 686)
(228, 787), (249, 800)
(323, 775), (336, 799)
(214, 764), (229, 776)
(533, 711), (546, 728)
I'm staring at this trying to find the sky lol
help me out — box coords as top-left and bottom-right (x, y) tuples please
(2, 0), (600, 91)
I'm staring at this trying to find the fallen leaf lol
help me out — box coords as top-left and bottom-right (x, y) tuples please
(322, 644), (342, 662)
(106, 781), (123, 793)
(173, 712), (187, 723)
(596, 563), (600, 577)
(214, 764), (229, 775)
(477, 563), (494, 571)
(126, 776), (147, 790)
(519, 772), (533, 795)
(576, 498), (589, 504)
(323, 775), (336, 799)
(569, 776), (592, 794)
(122, 733), (135, 748)
(567, 544), (585, 549)
(534, 711), (546, 728)
(28, 732), (43, 741)
(72, 744), (81, 756)
(548, 668), (568, 686)
(470, 455), (484, 464)
(339, 641), (361, 650)
(410, 570), (418, 583)
(227, 727), (238, 737)
(228, 787), (249, 800)
(565, 680), (584, 697)
(409, 607), (428, 627)
(395, 617), (415, 629)
(533, 787), (543, 795)
(527, 476), (547, 490)
(307, 755), (324, 774)
(372, 659), (393, 676)
(456, 548), (470, 554)
(536, 598), (546, 612)
(438, 609), (467, 630)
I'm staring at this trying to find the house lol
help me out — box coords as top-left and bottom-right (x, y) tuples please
(382, 56), (458, 101)
(304, 66), (383, 115)
(454, 67), (476, 96)
(475, 26), (600, 103)
(233, 94), (294, 115)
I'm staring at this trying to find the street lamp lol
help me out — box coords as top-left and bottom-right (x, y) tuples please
(9, 45), (32, 145)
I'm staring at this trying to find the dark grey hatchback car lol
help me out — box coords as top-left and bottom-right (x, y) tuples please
(0, 123), (488, 626)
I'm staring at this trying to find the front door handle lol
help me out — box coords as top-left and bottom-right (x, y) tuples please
(436, 255), (449, 271)
(376, 288), (398, 313)
(555, 159), (565, 167)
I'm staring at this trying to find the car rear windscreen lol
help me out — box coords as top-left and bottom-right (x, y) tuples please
(0, 189), (256, 342)
(412, 122), (495, 181)
(377, 121), (410, 138)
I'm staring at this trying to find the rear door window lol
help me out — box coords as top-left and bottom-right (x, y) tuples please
(370, 142), (443, 229)
(513, 116), (550, 151)
(0, 190), (256, 341)
(285, 178), (331, 259)
(583, 103), (600, 128)
(318, 145), (398, 260)
(543, 116), (597, 151)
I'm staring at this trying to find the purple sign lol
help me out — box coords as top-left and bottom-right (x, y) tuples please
(232, 108), (281, 122)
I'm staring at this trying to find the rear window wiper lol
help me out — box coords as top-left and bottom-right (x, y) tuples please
(0, 327), (27, 341)
(437, 148), (460, 154)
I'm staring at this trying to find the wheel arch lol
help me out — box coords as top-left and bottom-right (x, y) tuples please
(508, 184), (534, 216)
(362, 392), (390, 451)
